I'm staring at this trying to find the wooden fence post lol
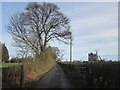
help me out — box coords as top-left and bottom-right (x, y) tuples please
(20, 64), (24, 88)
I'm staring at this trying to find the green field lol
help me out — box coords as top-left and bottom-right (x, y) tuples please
(0, 63), (22, 68)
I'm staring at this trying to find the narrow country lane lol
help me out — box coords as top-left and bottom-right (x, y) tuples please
(33, 64), (74, 88)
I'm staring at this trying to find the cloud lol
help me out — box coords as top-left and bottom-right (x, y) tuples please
(69, 2), (118, 36)
(71, 10), (117, 33)
(50, 2), (118, 61)
(0, 35), (2, 42)
(2, 2), (118, 61)
(72, 28), (118, 56)
(74, 27), (118, 43)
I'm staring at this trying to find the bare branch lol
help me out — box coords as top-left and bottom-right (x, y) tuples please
(8, 2), (72, 57)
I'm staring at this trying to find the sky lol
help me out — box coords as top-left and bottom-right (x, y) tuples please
(0, 1), (118, 61)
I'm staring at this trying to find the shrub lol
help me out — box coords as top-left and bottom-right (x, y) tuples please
(59, 61), (120, 88)
(22, 47), (56, 87)
(2, 46), (57, 88)
(0, 43), (9, 63)
(2, 64), (22, 88)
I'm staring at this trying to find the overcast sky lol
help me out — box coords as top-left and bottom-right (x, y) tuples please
(0, 2), (118, 61)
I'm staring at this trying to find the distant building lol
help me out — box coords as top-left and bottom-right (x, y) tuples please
(88, 52), (98, 61)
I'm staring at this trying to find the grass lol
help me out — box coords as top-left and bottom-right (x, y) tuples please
(0, 63), (22, 68)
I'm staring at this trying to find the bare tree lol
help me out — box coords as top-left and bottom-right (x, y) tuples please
(8, 2), (72, 57)
(17, 48), (29, 58)
(52, 47), (64, 61)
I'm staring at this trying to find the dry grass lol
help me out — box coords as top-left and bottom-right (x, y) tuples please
(22, 48), (56, 87)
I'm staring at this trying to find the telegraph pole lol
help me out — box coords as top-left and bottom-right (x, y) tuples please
(70, 33), (72, 64)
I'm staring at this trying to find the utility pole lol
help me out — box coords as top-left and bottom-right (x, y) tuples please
(70, 33), (72, 64)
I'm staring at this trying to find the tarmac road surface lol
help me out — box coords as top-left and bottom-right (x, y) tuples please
(33, 64), (73, 88)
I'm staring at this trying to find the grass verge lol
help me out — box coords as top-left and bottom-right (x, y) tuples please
(0, 63), (22, 68)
